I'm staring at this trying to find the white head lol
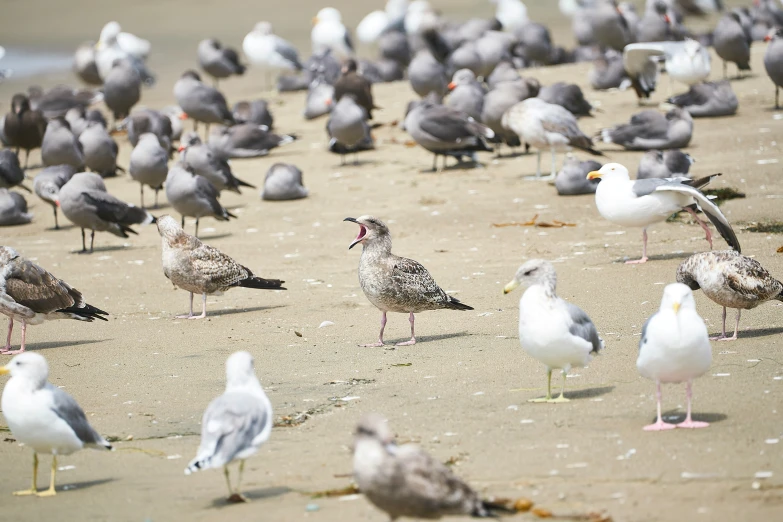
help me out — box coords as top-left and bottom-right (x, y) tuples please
(0, 352), (49, 389)
(503, 259), (557, 294)
(253, 21), (273, 35)
(354, 413), (395, 448)
(586, 163), (631, 182)
(225, 351), (259, 389)
(683, 38), (701, 56)
(99, 21), (121, 45)
(315, 7), (342, 24)
(659, 282), (696, 315)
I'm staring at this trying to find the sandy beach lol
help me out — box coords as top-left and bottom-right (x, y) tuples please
(0, 1), (782, 520)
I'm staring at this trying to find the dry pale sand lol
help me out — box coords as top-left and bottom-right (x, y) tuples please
(1, 1), (783, 521)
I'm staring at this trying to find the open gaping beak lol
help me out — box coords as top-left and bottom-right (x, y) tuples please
(586, 170), (602, 180)
(344, 217), (366, 250)
(503, 279), (520, 294)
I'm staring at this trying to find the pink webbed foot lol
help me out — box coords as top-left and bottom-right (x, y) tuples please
(175, 314), (194, 319)
(360, 341), (385, 347)
(625, 257), (649, 265)
(677, 419), (709, 429)
(396, 338), (417, 346)
(188, 313), (206, 320)
(717, 334), (738, 342)
(0, 348), (25, 355)
(643, 420), (677, 431)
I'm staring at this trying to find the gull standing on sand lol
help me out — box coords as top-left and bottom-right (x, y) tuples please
(622, 39), (711, 102)
(637, 283), (712, 431)
(243, 22), (303, 90)
(79, 120), (123, 177)
(3, 94), (46, 169)
(0, 246), (108, 354)
(41, 118), (85, 170)
(677, 250), (783, 341)
(502, 97), (603, 180)
(327, 95), (374, 165)
(103, 58), (142, 122)
(311, 8), (354, 60)
(0, 353), (112, 496)
(197, 39), (246, 87)
(600, 108), (693, 150)
(157, 216), (285, 319)
(0, 190), (32, 226)
(344, 216), (473, 347)
(185, 351), (272, 502)
(353, 413), (514, 520)
(173, 71), (234, 135)
(33, 165), (77, 229)
(59, 172), (156, 253)
(713, 10), (751, 78)
(504, 259), (604, 402)
(764, 29), (783, 109)
(587, 163), (740, 264)
(334, 58), (377, 119)
(94, 21), (154, 84)
(165, 165), (236, 237)
(179, 132), (254, 193)
(129, 133), (168, 208)
(667, 80), (738, 117)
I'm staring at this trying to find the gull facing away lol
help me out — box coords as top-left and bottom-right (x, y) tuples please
(0, 246), (108, 354)
(764, 29), (783, 109)
(622, 39), (711, 102)
(164, 164), (236, 237)
(157, 215), (285, 319)
(587, 163), (740, 264)
(173, 71), (234, 136)
(1, 353), (112, 496)
(344, 216), (473, 347)
(504, 259), (604, 402)
(638, 283), (712, 431)
(353, 413), (514, 520)
(677, 250), (783, 341)
(185, 351), (273, 503)
(243, 22), (303, 91)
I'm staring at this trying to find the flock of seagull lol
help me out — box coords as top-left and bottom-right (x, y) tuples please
(1, 0), (783, 518)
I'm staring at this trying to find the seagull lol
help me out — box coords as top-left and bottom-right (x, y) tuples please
(504, 259), (604, 402)
(311, 7), (354, 60)
(173, 71), (234, 136)
(185, 351), (273, 502)
(157, 215), (285, 319)
(599, 108), (693, 150)
(0, 189), (31, 226)
(32, 165), (77, 229)
(344, 216), (473, 347)
(243, 22), (303, 91)
(0, 353), (112, 496)
(94, 21), (154, 85)
(353, 413), (514, 520)
(587, 163), (740, 264)
(667, 80), (738, 117)
(0, 246), (108, 355)
(334, 58), (377, 119)
(622, 39), (711, 102)
(197, 39), (246, 87)
(164, 165), (235, 237)
(677, 250), (783, 341)
(764, 28), (783, 109)
(261, 163), (308, 201)
(713, 10), (751, 78)
(3, 94), (46, 169)
(637, 283), (712, 430)
(637, 149), (694, 179)
(327, 95), (374, 165)
(179, 132), (255, 193)
(129, 133), (168, 209)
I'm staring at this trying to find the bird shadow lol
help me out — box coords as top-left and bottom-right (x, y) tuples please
(209, 485), (291, 509)
(196, 233), (233, 241)
(58, 477), (116, 492)
(146, 202), (173, 211)
(47, 224), (76, 232)
(564, 385), (615, 400)
(23, 338), (110, 351)
(384, 331), (471, 345)
(614, 251), (694, 264)
(716, 326), (783, 339)
(205, 305), (287, 318)
(659, 410), (728, 424)
(70, 245), (131, 255)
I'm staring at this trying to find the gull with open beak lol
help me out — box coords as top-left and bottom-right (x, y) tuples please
(637, 283), (712, 431)
(344, 216), (473, 347)
(587, 163), (741, 264)
(504, 259), (604, 403)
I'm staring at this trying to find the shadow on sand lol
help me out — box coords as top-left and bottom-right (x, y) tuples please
(210, 486), (292, 508)
(660, 410), (728, 425)
(25, 338), (109, 352)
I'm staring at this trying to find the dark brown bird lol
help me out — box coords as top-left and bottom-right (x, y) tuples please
(333, 59), (378, 120)
(3, 94), (47, 169)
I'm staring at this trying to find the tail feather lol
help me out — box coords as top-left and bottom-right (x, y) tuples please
(237, 277), (286, 290)
(472, 499), (517, 517)
(59, 303), (109, 322)
(236, 177), (256, 189)
(445, 296), (473, 311)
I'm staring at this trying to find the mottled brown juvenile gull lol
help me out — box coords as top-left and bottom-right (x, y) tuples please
(600, 108), (692, 150)
(79, 121), (123, 177)
(667, 80), (738, 117)
(164, 164), (236, 237)
(261, 163), (308, 201)
(33, 165), (77, 229)
(714, 10), (751, 78)
(0, 352), (112, 496)
(179, 132), (254, 193)
(41, 118), (85, 170)
(0, 246), (108, 354)
(327, 95), (374, 165)
(764, 29), (783, 109)
(3, 94), (46, 169)
(353, 413), (513, 520)
(197, 39), (246, 87)
(129, 133), (168, 208)
(59, 172), (155, 253)
(173, 71), (234, 135)
(587, 163), (740, 264)
(334, 58), (377, 119)
(677, 250), (783, 341)
(184, 351), (272, 502)
(637, 149), (694, 179)
(157, 215), (285, 319)
(0, 189), (32, 226)
(0, 149), (29, 193)
(344, 216), (473, 347)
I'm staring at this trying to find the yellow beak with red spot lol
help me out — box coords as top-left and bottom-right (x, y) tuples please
(586, 170), (602, 180)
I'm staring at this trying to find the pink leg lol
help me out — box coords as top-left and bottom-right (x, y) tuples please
(626, 228), (649, 264)
(1, 318), (13, 352)
(685, 207), (713, 249)
(677, 380), (709, 429)
(2, 322), (27, 355)
(396, 313), (417, 346)
(710, 307), (729, 341)
(717, 309), (740, 342)
(644, 381), (676, 431)
(361, 311), (387, 347)
(176, 292), (195, 319)
(189, 293), (207, 320)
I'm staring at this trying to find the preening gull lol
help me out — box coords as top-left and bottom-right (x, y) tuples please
(41, 117), (85, 170)
(0, 189), (32, 226)
(0, 352), (112, 495)
(504, 259), (604, 402)
(179, 132), (255, 193)
(261, 163), (308, 201)
(764, 29), (783, 109)
(667, 80), (738, 117)
(79, 120), (123, 177)
(0, 246), (108, 354)
(622, 39), (711, 101)
(33, 165), (77, 229)
(345, 216), (473, 347)
(587, 163), (740, 264)
(353, 413), (514, 520)
(157, 215), (285, 319)
(197, 39), (246, 87)
(637, 283), (712, 430)
(232, 99), (273, 128)
(713, 10), (751, 78)
(0, 149), (29, 192)
(599, 108), (693, 150)
(677, 250), (783, 341)
(185, 351), (273, 502)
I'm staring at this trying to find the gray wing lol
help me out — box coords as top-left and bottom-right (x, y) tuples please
(566, 302), (604, 354)
(194, 86), (232, 121)
(194, 175), (227, 216)
(631, 177), (670, 197)
(82, 191), (151, 226)
(274, 38), (302, 69)
(49, 384), (109, 447)
(419, 109), (483, 142)
(638, 315), (654, 352)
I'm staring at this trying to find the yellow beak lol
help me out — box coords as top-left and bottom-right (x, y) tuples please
(0, 366), (9, 376)
(586, 170), (602, 180)
(503, 279), (520, 294)
(312, 16), (319, 25)
(673, 302), (680, 314)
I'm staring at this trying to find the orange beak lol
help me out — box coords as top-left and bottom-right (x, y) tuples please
(447, 82), (456, 91)
(179, 112), (188, 120)
(325, 98), (333, 106)
(664, 15), (671, 24)
(765, 35), (772, 42)
(177, 145), (185, 152)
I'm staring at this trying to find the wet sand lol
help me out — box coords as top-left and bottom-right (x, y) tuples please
(1, 1), (782, 521)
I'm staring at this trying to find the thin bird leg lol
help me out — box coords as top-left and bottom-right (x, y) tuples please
(626, 228), (649, 264)
(710, 306), (728, 340)
(684, 207), (713, 249)
(223, 466), (234, 497)
(13, 452), (38, 496)
(431, 154), (438, 172)
(36, 455), (57, 497)
(89, 230), (95, 253)
(644, 381), (676, 431)
(360, 311), (387, 347)
(195, 218), (200, 237)
(722, 60), (727, 79)
(677, 380), (709, 429)
(776, 86), (780, 110)
(140, 184), (145, 209)
(535, 150), (542, 178)
(2, 321), (26, 355)
(181, 215), (185, 228)
(548, 370), (570, 403)
(529, 368), (553, 402)
(549, 146), (557, 179)
(3, 318), (12, 351)
(188, 293), (208, 320)
(154, 188), (160, 209)
(23, 150), (30, 170)
(80, 228), (87, 253)
(225, 462), (248, 503)
(717, 309), (741, 342)
(53, 206), (59, 230)
(396, 312), (416, 346)
(176, 292), (195, 319)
